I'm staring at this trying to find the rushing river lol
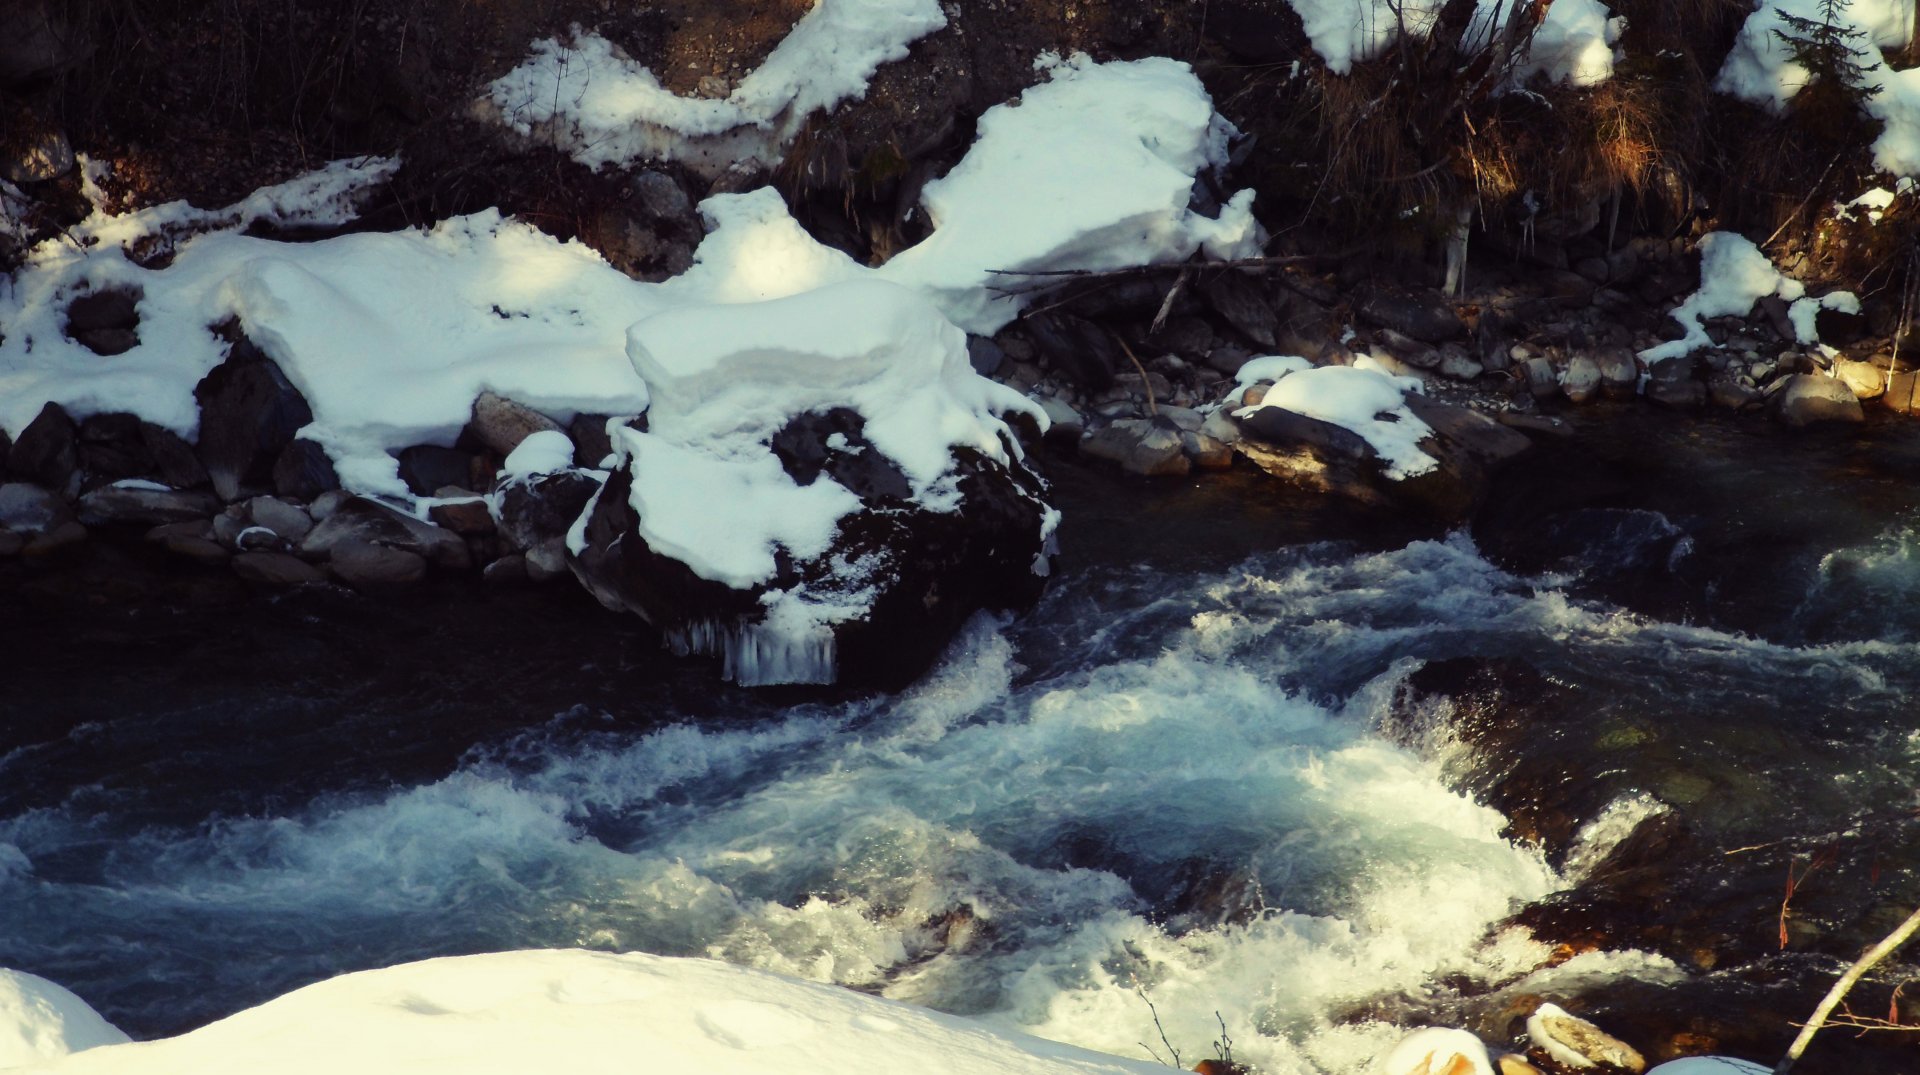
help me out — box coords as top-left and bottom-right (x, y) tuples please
(5, 412), (1920, 1072)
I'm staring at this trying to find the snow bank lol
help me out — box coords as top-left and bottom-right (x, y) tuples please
(20, 950), (1173, 1075)
(0, 202), (652, 498)
(1233, 358), (1437, 479)
(1714, 1), (1920, 176)
(0, 969), (129, 1067)
(1638, 231), (1856, 364)
(1715, 0), (1914, 109)
(620, 277), (1039, 589)
(4, 53), (1248, 500)
(1285, 0), (1623, 85)
(878, 53), (1262, 332)
(486, 0), (945, 174)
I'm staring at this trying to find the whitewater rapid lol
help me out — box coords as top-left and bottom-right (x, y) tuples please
(7, 527), (1920, 1072)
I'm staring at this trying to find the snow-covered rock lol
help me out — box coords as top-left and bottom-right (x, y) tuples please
(569, 279), (1055, 688)
(1229, 358), (1530, 518)
(0, 968), (128, 1066)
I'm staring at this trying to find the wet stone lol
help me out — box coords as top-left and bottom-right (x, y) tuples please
(0, 482), (72, 534)
(469, 391), (563, 459)
(328, 540), (427, 590)
(76, 484), (221, 527)
(231, 550), (325, 588)
(272, 438), (339, 502)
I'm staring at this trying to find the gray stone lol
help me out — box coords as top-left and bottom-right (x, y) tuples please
(141, 422), (209, 489)
(1709, 377), (1763, 411)
(396, 444), (476, 498)
(569, 413), (619, 470)
(1202, 271), (1279, 349)
(74, 327), (138, 356)
(1079, 420), (1190, 477)
(1498, 412), (1574, 438)
(1831, 357), (1886, 400)
(1560, 355), (1602, 404)
(1182, 431), (1234, 469)
(469, 391), (563, 458)
(428, 497), (495, 535)
(525, 537), (571, 583)
(1522, 357), (1559, 400)
(272, 438), (339, 501)
(211, 511), (247, 548)
(1203, 345), (1256, 376)
(0, 482), (71, 534)
(1776, 373), (1865, 427)
(195, 342), (314, 501)
(77, 484), (221, 526)
(1646, 378), (1706, 410)
(1526, 1004), (1646, 1075)
(1157, 405), (1204, 432)
(232, 551), (326, 587)
(1357, 287), (1465, 342)
(1437, 345), (1483, 382)
(482, 552), (529, 585)
(966, 336), (1005, 377)
(22, 520), (86, 555)
(66, 289), (139, 335)
(309, 490), (353, 522)
(243, 496), (314, 543)
(159, 532), (230, 564)
(5, 122), (71, 183)
(9, 401), (80, 496)
(234, 526), (287, 552)
(1037, 397), (1085, 445)
(298, 496), (469, 570)
(1595, 347), (1638, 398)
(493, 470), (601, 552)
(1199, 407), (1241, 445)
(329, 540), (427, 589)
(1370, 327), (1440, 369)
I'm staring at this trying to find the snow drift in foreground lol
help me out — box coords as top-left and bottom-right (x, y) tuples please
(487, 0), (946, 174)
(1, 54), (1251, 498)
(1285, 0), (1624, 86)
(0, 970), (128, 1068)
(9, 950), (1172, 1075)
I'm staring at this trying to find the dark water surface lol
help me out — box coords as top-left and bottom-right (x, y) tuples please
(4, 414), (1920, 1072)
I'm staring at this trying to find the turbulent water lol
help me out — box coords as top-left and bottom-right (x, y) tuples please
(6, 416), (1920, 1073)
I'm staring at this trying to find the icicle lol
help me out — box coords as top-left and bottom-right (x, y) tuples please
(663, 618), (838, 686)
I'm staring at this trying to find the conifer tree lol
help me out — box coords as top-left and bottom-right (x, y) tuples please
(1772, 0), (1873, 99)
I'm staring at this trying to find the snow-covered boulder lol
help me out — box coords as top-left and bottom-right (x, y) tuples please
(0, 968), (129, 1066)
(1227, 358), (1531, 519)
(569, 278), (1055, 689)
